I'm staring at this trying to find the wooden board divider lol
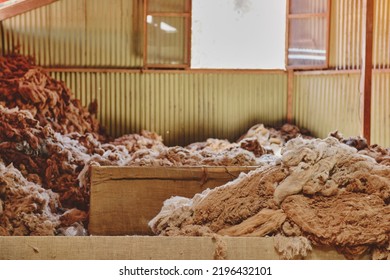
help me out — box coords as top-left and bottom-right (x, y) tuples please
(0, 236), (358, 260)
(89, 166), (256, 235)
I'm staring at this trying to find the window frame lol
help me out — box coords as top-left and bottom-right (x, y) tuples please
(286, 0), (332, 70)
(143, 0), (192, 69)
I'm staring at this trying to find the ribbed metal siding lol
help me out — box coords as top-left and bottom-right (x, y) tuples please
(373, 0), (390, 69)
(371, 72), (390, 146)
(2, 0), (389, 70)
(293, 73), (361, 138)
(1, 3), (51, 65)
(51, 72), (287, 146)
(1, 0), (142, 67)
(329, 0), (390, 70)
(329, 0), (363, 70)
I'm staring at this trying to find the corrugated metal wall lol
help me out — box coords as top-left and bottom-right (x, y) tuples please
(51, 71), (287, 145)
(293, 72), (361, 138)
(373, 0), (390, 69)
(0, 0), (287, 145)
(1, 0), (390, 146)
(371, 0), (390, 146)
(329, 0), (363, 70)
(292, 70), (390, 147)
(1, 0), (143, 67)
(371, 71), (390, 147)
(307, 0), (390, 148)
(330, 0), (390, 70)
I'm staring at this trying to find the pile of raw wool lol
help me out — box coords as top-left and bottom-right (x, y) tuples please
(0, 52), (311, 236)
(79, 123), (303, 189)
(125, 138), (275, 167)
(0, 103), (279, 235)
(77, 129), (279, 193)
(0, 104), (155, 211)
(0, 158), (88, 236)
(0, 52), (105, 140)
(0, 102), (276, 206)
(235, 123), (312, 155)
(0, 159), (59, 236)
(149, 136), (390, 260)
(0, 105), (92, 210)
(330, 131), (390, 166)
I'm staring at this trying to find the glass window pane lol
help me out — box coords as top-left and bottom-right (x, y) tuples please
(148, 0), (190, 13)
(290, 0), (327, 14)
(288, 17), (327, 67)
(146, 16), (188, 65)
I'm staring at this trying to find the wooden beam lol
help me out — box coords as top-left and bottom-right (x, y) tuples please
(287, 13), (327, 19)
(325, 0), (332, 68)
(143, 0), (148, 68)
(285, 0), (290, 68)
(0, 0), (58, 21)
(186, 0), (192, 67)
(146, 12), (191, 17)
(45, 67), (287, 75)
(294, 69), (361, 75)
(362, 0), (374, 144)
(0, 236), (360, 260)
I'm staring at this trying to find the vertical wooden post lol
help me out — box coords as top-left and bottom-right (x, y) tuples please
(362, 0), (374, 144)
(143, 0), (148, 68)
(186, 0), (192, 68)
(287, 69), (294, 123)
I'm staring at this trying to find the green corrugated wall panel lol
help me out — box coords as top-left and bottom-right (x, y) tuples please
(371, 72), (390, 147)
(1, 0), (389, 70)
(1, 0), (142, 67)
(1, 2), (51, 65)
(51, 72), (287, 146)
(85, 0), (142, 67)
(293, 73), (361, 139)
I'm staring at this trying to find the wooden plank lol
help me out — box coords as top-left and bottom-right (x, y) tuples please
(294, 69), (361, 75)
(89, 166), (256, 235)
(143, 0), (148, 68)
(146, 12), (191, 17)
(286, 64), (330, 70)
(287, 13), (327, 19)
(362, 0), (374, 144)
(325, 0), (332, 68)
(0, 0), (58, 21)
(186, 0), (192, 67)
(144, 63), (189, 69)
(45, 67), (286, 74)
(0, 236), (359, 260)
(285, 0), (290, 68)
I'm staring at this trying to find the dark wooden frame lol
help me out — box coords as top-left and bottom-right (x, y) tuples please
(286, 0), (332, 70)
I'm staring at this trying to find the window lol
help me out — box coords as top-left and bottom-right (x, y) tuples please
(143, 0), (287, 70)
(143, 0), (191, 69)
(286, 0), (331, 69)
(191, 0), (286, 69)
